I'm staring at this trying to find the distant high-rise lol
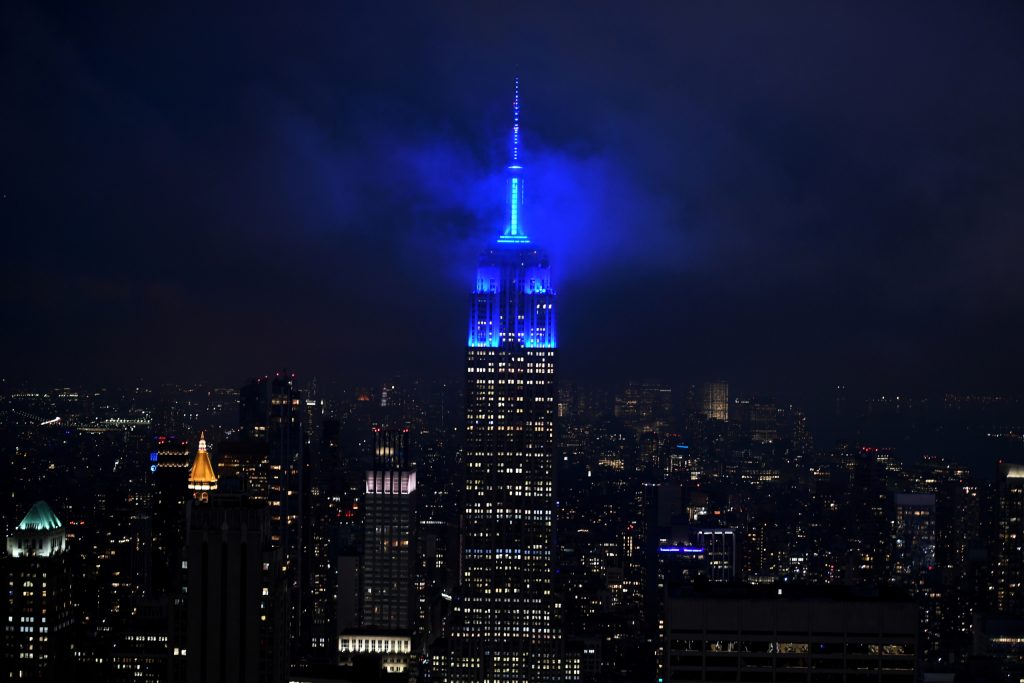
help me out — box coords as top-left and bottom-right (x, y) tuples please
(237, 373), (310, 652)
(3, 501), (73, 682)
(445, 79), (562, 681)
(844, 448), (891, 584)
(731, 396), (776, 444)
(996, 463), (1024, 615)
(110, 599), (173, 683)
(701, 381), (729, 422)
(616, 381), (673, 434)
(149, 436), (193, 598)
(893, 492), (937, 581)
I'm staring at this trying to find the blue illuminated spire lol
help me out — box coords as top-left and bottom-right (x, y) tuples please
(512, 76), (520, 164)
(468, 77), (556, 350)
(498, 77), (529, 245)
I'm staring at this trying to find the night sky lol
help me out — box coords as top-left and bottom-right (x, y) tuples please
(3, 2), (1024, 397)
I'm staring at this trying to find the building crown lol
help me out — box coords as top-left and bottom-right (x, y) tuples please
(188, 431), (218, 492)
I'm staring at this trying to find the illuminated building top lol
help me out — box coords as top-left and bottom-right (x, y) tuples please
(1000, 462), (1024, 479)
(468, 78), (557, 349)
(8, 500), (66, 558)
(17, 500), (62, 531)
(188, 431), (218, 493)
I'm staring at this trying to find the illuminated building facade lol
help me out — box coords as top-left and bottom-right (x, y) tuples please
(187, 432), (218, 501)
(446, 80), (562, 681)
(3, 501), (73, 682)
(360, 428), (416, 632)
(701, 381), (729, 422)
(339, 428), (418, 674)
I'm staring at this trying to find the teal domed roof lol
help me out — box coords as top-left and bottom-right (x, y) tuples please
(17, 500), (62, 531)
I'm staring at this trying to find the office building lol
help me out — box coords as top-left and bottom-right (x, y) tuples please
(663, 585), (918, 683)
(893, 492), (936, 581)
(3, 500), (73, 682)
(237, 373), (310, 651)
(183, 481), (287, 683)
(150, 436), (194, 598)
(701, 382), (729, 422)
(361, 428), (416, 631)
(338, 428), (417, 674)
(444, 79), (562, 681)
(110, 599), (172, 683)
(695, 528), (739, 581)
(996, 463), (1024, 616)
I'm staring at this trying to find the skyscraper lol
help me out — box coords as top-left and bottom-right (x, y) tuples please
(700, 381), (729, 422)
(237, 373), (309, 652)
(444, 79), (562, 682)
(361, 427), (416, 632)
(149, 436), (194, 598)
(3, 501), (73, 682)
(995, 462), (1024, 615)
(183, 480), (287, 683)
(893, 492), (937, 581)
(337, 428), (417, 675)
(694, 528), (739, 581)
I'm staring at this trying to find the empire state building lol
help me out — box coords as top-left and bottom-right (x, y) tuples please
(446, 80), (562, 681)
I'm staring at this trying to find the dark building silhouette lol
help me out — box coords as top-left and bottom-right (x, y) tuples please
(150, 436), (194, 598)
(184, 479), (286, 683)
(663, 585), (918, 683)
(237, 373), (310, 654)
(110, 599), (173, 683)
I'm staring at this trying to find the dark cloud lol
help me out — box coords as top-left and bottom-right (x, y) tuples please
(2, 1), (1023, 397)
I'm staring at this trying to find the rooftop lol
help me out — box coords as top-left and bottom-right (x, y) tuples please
(16, 500), (62, 532)
(188, 432), (218, 490)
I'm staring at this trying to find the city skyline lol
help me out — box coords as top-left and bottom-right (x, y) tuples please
(5, 4), (1024, 683)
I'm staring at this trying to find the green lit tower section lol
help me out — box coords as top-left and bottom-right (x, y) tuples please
(448, 79), (561, 682)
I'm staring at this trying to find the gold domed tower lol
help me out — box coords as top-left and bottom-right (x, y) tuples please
(187, 432), (218, 501)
